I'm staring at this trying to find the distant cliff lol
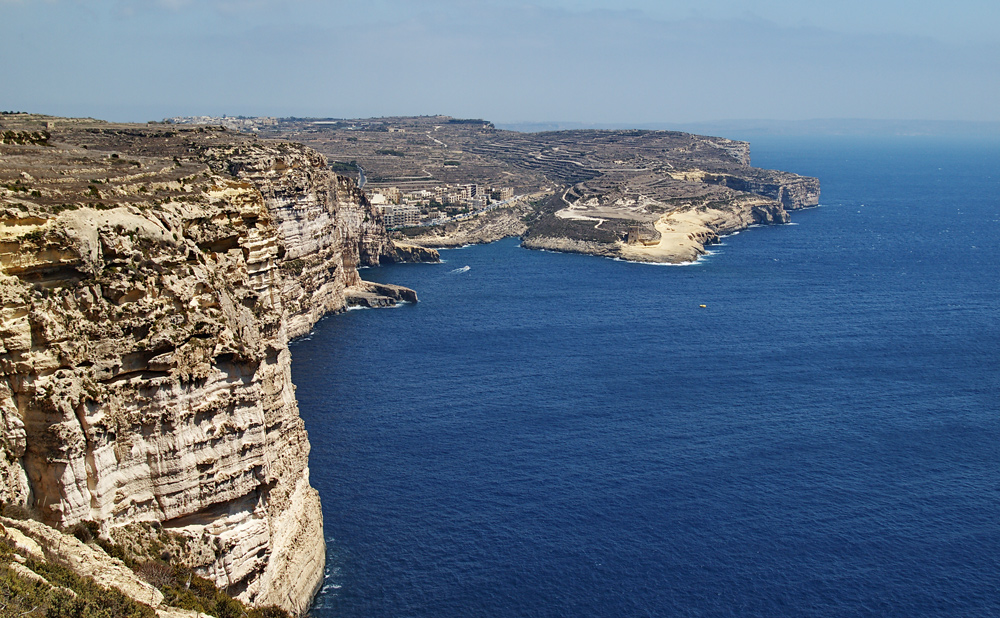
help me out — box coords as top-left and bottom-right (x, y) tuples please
(291, 117), (821, 262)
(0, 115), (436, 615)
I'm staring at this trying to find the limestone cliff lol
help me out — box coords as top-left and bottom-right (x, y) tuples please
(0, 115), (437, 614)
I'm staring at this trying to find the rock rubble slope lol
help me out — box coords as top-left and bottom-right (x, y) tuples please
(0, 114), (437, 614)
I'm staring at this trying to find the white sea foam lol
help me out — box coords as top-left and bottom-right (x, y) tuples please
(450, 265), (471, 274)
(609, 254), (708, 267)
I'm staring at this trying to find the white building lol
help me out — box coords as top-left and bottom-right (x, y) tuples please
(382, 205), (420, 228)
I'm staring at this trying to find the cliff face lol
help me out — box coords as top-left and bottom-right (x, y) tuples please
(701, 170), (821, 211)
(205, 144), (395, 339)
(0, 116), (434, 614)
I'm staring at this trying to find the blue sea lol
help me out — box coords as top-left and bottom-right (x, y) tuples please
(290, 136), (1000, 618)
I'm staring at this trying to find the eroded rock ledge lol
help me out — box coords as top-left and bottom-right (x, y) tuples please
(0, 114), (438, 614)
(346, 281), (419, 309)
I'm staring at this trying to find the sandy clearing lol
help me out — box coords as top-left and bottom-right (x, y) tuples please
(617, 209), (716, 263)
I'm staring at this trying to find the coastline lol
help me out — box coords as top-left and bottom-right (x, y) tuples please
(410, 194), (807, 264)
(401, 174), (817, 263)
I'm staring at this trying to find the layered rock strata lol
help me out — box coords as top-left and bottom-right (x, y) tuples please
(0, 114), (437, 614)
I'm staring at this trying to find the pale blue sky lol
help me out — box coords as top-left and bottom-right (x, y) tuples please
(2, 0), (998, 124)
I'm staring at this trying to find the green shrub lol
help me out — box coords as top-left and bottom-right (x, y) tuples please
(68, 521), (99, 544)
(0, 518), (291, 618)
(20, 229), (44, 243)
(0, 563), (53, 616)
(151, 562), (290, 618)
(329, 160), (358, 172)
(279, 258), (306, 275)
(0, 502), (42, 521)
(248, 606), (294, 618)
(27, 558), (156, 618)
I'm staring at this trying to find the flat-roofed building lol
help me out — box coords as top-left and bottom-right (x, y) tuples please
(383, 205), (420, 228)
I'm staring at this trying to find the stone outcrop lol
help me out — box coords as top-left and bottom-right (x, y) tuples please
(345, 281), (419, 309)
(384, 241), (441, 264)
(0, 114), (437, 614)
(519, 235), (620, 258)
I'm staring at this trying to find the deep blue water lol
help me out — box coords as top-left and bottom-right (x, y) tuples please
(290, 136), (1000, 618)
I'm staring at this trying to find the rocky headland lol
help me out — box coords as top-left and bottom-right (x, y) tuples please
(0, 114), (437, 616)
(260, 117), (820, 262)
(413, 130), (819, 262)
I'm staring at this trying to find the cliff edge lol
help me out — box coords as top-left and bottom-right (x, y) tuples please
(0, 115), (437, 614)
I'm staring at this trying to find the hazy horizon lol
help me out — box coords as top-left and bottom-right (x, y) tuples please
(3, 1), (998, 127)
